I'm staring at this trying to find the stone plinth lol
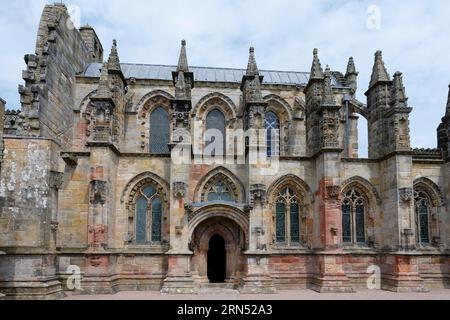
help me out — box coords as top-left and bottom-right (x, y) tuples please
(381, 254), (429, 292)
(239, 254), (277, 294)
(161, 253), (198, 294)
(309, 254), (355, 293)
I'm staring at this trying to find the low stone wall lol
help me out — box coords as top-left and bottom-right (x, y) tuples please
(0, 252), (448, 299)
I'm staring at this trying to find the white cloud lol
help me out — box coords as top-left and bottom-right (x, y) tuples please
(0, 0), (449, 149)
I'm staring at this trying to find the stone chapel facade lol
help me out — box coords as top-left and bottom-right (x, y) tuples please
(0, 4), (449, 299)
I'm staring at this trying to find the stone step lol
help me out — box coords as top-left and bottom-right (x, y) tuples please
(199, 283), (238, 294)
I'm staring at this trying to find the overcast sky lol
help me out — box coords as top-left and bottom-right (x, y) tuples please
(0, 0), (449, 152)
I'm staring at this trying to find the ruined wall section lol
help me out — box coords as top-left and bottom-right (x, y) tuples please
(0, 139), (61, 248)
(17, 4), (100, 149)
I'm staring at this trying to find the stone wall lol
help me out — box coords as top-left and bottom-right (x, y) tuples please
(18, 4), (101, 149)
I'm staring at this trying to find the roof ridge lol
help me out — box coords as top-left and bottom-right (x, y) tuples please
(119, 62), (311, 74)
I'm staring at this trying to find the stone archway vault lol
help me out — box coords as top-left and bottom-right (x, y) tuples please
(190, 215), (247, 286)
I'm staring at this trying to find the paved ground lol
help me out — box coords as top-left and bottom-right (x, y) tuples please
(64, 289), (450, 300)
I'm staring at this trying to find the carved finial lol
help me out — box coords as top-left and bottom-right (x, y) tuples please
(345, 57), (358, 94)
(322, 66), (335, 105)
(175, 71), (187, 100)
(246, 47), (260, 77)
(346, 57), (358, 76)
(369, 50), (390, 89)
(390, 71), (408, 107)
(250, 72), (263, 102)
(446, 84), (450, 117)
(309, 48), (324, 80)
(95, 62), (112, 99)
(107, 39), (121, 72)
(177, 39), (189, 73)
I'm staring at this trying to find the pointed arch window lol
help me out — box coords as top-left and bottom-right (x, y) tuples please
(265, 111), (280, 157)
(414, 191), (430, 245)
(150, 107), (170, 154)
(342, 189), (366, 245)
(205, 109), (226, 156)
(135, 184), (163, 244)
(275, 188), (301, 245)
(207, 180), (233, 202)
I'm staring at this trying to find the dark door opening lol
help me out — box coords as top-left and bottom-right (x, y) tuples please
(207, 234), (226, 283)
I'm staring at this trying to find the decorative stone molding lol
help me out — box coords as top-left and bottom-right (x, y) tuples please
(252, 226), (265, 236)
(399, 187), (413, 202)
(341, 176), (381, 205)
(184, 203), (193, 215)
(194, 166), (246, 203)
(62, 153), (78, 166)
(249, 184), (267, 206)
(173, 182), (188, 199)
(50, 221), (59, 232)
(135, 90), (174, 114)
(267, 174), (314, 205)
(325, 185), (341, 200)
(193, 92), (238, 120)
(263, 94), (294, 120)
(121, 172), (170, 209)
(320, 110), (340, 149)
(89, 180), (107, 205)
(413, 177), (446, 207)
(48, 171), (64, 190)
(175, 226), (183, 236)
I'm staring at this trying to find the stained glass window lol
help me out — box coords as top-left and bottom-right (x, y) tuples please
(290, 201), (300, 243)
(207, 180), (233, 202)
(134, 184), (163, 244)
(355, 201), (365, 243)
(205, 109), (226, 156)
(276, 201), (286, 243)
(143, 186), (156, 198)
(152, 198), (162, 242)
(275, 187), (301, 245)
(265, 112), (280, 157)
(341, 189), (366, 245)
(342, 202), (352, 243)
(135, 196), (147, 244)
(150, 107), (170, 154)
(414, 191), (430, 244)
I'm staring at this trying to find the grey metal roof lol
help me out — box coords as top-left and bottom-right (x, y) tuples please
(82, 63), (344, 87)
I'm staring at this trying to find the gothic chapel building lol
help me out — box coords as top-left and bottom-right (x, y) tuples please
(0, 4), (449, 299)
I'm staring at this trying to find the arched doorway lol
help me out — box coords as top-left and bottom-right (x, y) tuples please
(207, 234), (226, 283)
(190, 216), (246, 286)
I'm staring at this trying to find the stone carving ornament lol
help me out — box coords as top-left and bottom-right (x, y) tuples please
(249, 184), (267, 206)
(173, 182), (188, 199)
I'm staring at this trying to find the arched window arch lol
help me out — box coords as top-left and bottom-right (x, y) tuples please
(275, 188), (301, 245)
(205, 109), (226, 156)
(341, 188), (367, 245)
(150, 107), (170, 154)
(265, 111), (280, 157)
(135, 184), (163, 243)
(201, 173), (236, 203)
(414, 190), (431, 245)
